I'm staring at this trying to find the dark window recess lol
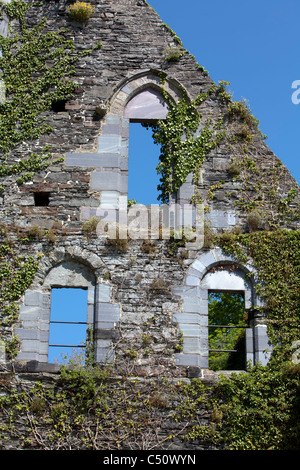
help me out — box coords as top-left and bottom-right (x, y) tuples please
(51, 100), (67, 112)
(34, 192), (50, 206)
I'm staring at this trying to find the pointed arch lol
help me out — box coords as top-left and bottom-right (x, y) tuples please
(108, 69), (186, 115)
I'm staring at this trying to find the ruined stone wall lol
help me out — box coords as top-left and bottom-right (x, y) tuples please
(0, 0), (299, 452)
(0, 0), (299, 377)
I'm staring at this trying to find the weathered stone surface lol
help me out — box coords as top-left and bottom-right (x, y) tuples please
(0, 0), (297, 384)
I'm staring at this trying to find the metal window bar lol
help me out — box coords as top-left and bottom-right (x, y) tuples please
(49, 321), (87, 349)
(208, 324), (247, 354)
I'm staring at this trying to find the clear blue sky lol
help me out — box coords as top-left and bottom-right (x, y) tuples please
(129, 0), (300, 204)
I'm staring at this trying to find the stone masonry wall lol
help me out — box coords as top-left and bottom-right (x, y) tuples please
(0, 0), (299, 380)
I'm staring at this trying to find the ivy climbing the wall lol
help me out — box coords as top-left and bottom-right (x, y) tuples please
(0, 0), (101, 185)
(147, 84), (226, 204)
(219, 229), (300, 360)
(0, 0), (101, 353)
(0, 225), (42, 358)
(148, 78), (299, 227)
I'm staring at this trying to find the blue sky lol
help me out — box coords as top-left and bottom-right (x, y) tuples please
(48, 288), (88, 363)
(129, 0), (300, 204)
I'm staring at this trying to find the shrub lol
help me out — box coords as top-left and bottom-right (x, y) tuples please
(106, 237), (128, 253)
(163, 45), (184, 62)
(28, 225), (44, 240)
(247, 213), (261, 232)
(141, 239), (156, 254)
(228, 162), (241, 176)
(45, 229), (57, 244)
(82, 216), (100, 237)
(67, 2), (95, 22)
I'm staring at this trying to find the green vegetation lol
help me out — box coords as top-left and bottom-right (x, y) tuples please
(163, 45), (184, 62)
(0, 0), (101, 185)
(182, 362), (300, 450)
(147, 83), (226, 204)
(0, 0), (299, 452)
(0, 0), (101, 353)
(208, 292), (247, 371)
(0, 224), (42, 356)
(67, 2), (95, 22)
(0, 357), (299, 449)
(219, 229), (300, 359)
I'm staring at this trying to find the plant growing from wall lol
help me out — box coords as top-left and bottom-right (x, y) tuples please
(219, 229), (300, 359)
(163, 45), (184, 62)
(67, 2), (95, 22)
(147, 84), (226, 203)
(0, 0), (101, 357)
(0, 225), (42, 357)
(0, 0), (101, 184)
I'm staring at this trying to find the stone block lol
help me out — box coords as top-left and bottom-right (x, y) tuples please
(196, 250), (217, 268)
(172, 286), (200, 297)
(182, 297), (208, 314)
(177, 324), (208, 337)
(182, 337), (208, 354)
(106, 115), (124, 125)
(173, 313), (208, 326)
(100, 191), (119, 209)
(24, 291), (50, 307)
(178, 181), (194, 200)
(95, 302), (120, 323)
(14, 328), (48, 342)
(91, 171), (127, 192)
(87, 286), (95, 304)
(254, 325), (271, 351)
(95, 348), (114, 363)
(95, 322), (115, 329)
(19, 306), (40, 322)
(95, 284), (111, 303)
(175, 353), (208, 367)
(66, 152), (128, 170)
(16, 351), (42, 362)
(185, 275), (200, 286)
(246, 328), (254, 352)
(86, 304), (94, 324)
(102, 124), (122, 135)
(187, 267), (203, 279)
(95, 329), (120, 340)
(98, 135), (121, 153)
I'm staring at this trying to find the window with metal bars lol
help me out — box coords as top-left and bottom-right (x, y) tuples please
(208, 291), (248, 371)
(48, 288), (88, 364)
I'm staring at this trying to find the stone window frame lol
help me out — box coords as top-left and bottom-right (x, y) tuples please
(15, 247), (121, 371)
(65, 69), (191, 224)
(172, 248), (272, 371)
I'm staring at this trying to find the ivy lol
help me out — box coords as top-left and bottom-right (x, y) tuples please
(147, 85), (225, 203)
(0, 0), (101, 355)
(0, 225), (42, 356)
(219, 229), (300, 359)
(0, 0), (101, 176)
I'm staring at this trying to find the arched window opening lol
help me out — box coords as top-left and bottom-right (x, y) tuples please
(128, 122), (161, 205)
(48, 287), (88, 364)
(208, 291), (248, 371)
(124, 88), (168, 206)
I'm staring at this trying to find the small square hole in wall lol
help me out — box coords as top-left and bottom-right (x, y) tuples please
(51, 100), (67, 112)
(34, 192), (50, 207)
